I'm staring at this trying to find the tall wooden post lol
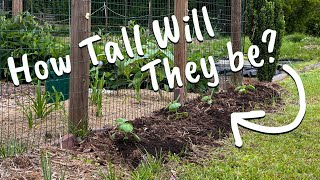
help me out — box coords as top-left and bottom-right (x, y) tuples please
(104, 1), (108, 30)
(12, 0), (22, 16)
(2, 0), (4, 11)
(230, 0), (243, 86)
(148, 0), (153, 33)
(124, 0), (127, 27)
(69, 0), (91, 132)
(167, 0), (170, 19)
(174, 0), (187, 102)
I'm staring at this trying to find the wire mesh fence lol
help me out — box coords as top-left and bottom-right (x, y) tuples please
(0, 0), (245, 151)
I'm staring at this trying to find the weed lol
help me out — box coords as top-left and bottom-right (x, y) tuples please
(40, 151), (52, 180)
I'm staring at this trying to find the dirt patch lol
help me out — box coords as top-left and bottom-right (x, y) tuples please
(74, 80), (284, 168)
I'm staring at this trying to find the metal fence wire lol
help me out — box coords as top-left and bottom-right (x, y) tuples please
(0, 0), (245, 150)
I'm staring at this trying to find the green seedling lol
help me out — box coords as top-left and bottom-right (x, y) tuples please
(90, 69), (106, 117)
(201, 87), (218, 105)
(235, 84), (256, 94)
(112, 118), (140, 142)
(167, 98), (188, 120)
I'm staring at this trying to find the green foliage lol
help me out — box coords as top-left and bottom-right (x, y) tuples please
(235, 85), (256, 94)
(113, 118), (140, 142)
(18, 80), (54, 127)
(282, 0), (320, 36)
(167, 98), (189, 120)
(168, 102), (182, 113)
(40, 151), (52, 180)
(51, 86), (65, 111)
(0, 139), (27, 159)
(201, 88), (218, 105)
(30, 80), (54, 118)
(90, 69), (107, 117)
(0, 12), (68, 80)
(246, 0), (285, 82)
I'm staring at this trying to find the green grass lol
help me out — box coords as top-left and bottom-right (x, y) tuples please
(243, 34), (320, 62)
(173, 68), (320, 179)
(280, 34), (320, 61)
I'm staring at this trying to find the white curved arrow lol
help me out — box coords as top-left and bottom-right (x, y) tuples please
(231, 64), (306, 148)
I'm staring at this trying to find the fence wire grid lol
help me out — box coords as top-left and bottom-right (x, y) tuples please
(0, 0), (246, 151)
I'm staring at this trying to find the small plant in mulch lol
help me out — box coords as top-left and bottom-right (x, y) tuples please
(167, 98), (189, 120)
(18, 80), (65, 129)
(111, 118), (140, 142)
(235, 84), (256, 94)
(201, 87), (218, 105)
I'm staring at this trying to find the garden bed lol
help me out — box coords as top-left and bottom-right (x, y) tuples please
(74, 80), (284, 167)
(0, 80), (284, 179)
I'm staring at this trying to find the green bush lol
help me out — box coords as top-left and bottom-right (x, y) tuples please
(246, 0), (285, 82)
(0, 12), (69, 80)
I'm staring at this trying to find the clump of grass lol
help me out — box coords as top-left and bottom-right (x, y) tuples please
(0, 139), (27, 159)
(131, 151), (165, 179)
(40, 151), (52, 180)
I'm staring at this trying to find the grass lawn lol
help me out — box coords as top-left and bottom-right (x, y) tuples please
(170, 68), (320, 179)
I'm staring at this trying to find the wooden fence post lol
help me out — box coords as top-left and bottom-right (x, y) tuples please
(230, 0), (243, 86)
(104, 1), (108, 30)
(69, 0), (91, 132)
(148, 0), (153, 33)
(2, 0), (4, 11)
(167, 0), (171, 18)
(174, 0), (187, 102)
(12, 0), (22, 16)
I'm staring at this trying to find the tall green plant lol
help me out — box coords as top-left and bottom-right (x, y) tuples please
(246, 0), (285, 82)
(90, 69), (106, 117)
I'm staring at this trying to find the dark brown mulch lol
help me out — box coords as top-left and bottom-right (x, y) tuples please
(74, 81), (284, 168)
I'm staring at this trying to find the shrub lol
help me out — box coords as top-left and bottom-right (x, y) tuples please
(246, 0), (285, 82)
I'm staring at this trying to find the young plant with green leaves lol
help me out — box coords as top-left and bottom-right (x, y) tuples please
(167, 98), (189, 120)
(50, 86), (65, 111)
(90, 69), (106, 117)
(235, 84), (256, 94)
(201, 88), (218, 105)
(18, 80), (55, 129)
(112, 118), (140, 142)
